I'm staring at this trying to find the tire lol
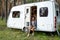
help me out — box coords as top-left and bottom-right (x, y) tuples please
(23, 27), (28, 32)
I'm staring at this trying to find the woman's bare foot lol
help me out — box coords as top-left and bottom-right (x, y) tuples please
(27, 34), (30, 37)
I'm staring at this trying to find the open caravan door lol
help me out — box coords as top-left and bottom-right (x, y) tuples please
(23, 6), (31, 31)
(23, 6), (37, 32)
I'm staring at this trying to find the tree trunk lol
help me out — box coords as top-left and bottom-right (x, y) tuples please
(1, 0), (5, 20)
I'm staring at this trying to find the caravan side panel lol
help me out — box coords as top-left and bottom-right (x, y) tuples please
(37, 1), (55, 32)
(7, 6), (25, 29)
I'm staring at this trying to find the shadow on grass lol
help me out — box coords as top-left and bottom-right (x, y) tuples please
(35, 31), (60, 37)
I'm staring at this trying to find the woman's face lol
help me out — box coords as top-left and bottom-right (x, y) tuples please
(32, 17), (35, 21)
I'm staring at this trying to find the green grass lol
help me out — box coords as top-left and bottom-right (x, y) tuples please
(0, 18), (60, 40)
(0, 18), (6, 27)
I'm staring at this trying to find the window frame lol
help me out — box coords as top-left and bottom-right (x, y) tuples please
(39, 7), (48, 17)
(12, 11), (20, 18)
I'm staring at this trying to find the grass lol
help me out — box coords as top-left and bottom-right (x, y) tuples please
(0, 18), (60, 40)
(0, 18), (6, 27)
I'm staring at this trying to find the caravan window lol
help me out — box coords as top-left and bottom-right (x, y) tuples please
(26, 9), (29, 13)
(12, 11), (20, 18)
(56, 11), (58, 16)
(40, 7), (48, 17)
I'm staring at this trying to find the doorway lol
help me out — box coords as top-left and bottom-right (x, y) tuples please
(30, 6), (37, 28)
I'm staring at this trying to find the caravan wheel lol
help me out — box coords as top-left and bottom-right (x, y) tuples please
(23, 27), (28, 32)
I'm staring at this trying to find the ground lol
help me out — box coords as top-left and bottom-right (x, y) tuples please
(0, 18), (60, 40)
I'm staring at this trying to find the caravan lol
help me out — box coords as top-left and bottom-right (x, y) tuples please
(7, 1), (59, 32)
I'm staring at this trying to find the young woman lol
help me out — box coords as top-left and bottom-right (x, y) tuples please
(27, 17), (36, 37)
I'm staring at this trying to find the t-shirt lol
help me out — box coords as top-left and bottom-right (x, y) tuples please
(31, 21), (35, 27)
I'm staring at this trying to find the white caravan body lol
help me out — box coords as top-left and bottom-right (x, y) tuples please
(7, 1), (59, 32)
